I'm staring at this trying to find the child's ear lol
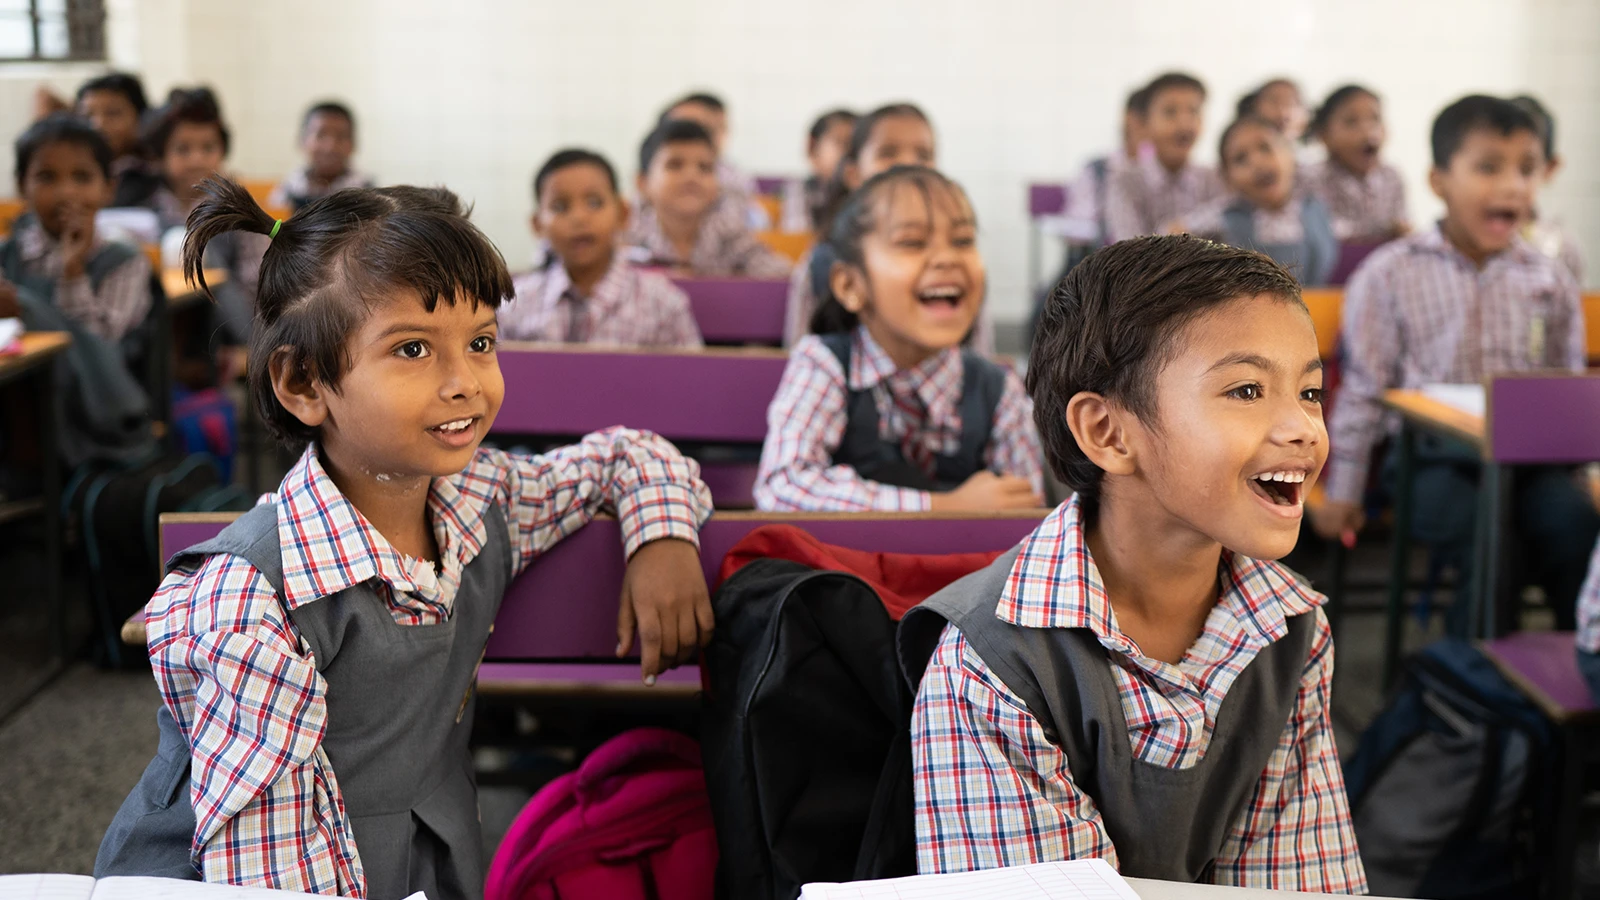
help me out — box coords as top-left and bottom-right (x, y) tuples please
(829, 260), (868, 314)
(1546, 155), (1563, 180)
(1427, 166), (1448, 203)
(1065, 392), (1137, 479)
(269, 347), (330, 430)
(635, 172), (649, 198)
(529, 212), (543, 238)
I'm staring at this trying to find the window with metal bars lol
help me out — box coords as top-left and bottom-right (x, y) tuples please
(0, 0), (105, 62)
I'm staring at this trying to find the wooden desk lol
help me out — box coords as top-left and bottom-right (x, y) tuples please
(1376, 389), (1488, 687)
(0, 331), (72, 660)
(1585, 291), (1600, 363)
(161, 268), (228, 308)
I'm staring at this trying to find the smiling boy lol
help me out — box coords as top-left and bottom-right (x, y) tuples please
(502, 149), (701, 347)
(1104, 72), (1226, 243)
(902, 235), (1365, 891)
(1313, 95), (1594, 629)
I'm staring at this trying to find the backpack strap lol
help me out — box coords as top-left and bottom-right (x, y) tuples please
(85, 240), (139, 291)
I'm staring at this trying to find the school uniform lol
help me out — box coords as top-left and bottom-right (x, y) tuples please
(2, 215), (151, 342)
(1182, 192), (1339, 286)
(143, 183), (267, 344)
(753, 325), (1041, 512)
(624, 199), (791, 279)
(501, 254), (702, 348)
(901, 495), (1367, 891)
(718, 159), (771, 230)
(268, 166), (376, 213)
(1301, 160), (1407, 243)
(1574, 537), (1600, 701)
(1327, 224), (1596, 628)
(97, 431), (712, 899)
(1524, 216), (1586, 284)
(781, 247), (997, 354)
(1103, 156), (1226, 243)
(109, 155), (162, 209)
(1062, 152), (1135, 246)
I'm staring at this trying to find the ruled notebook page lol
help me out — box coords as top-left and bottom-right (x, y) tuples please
(800, 859), (1141, 900)
(0, 875), (95, 900)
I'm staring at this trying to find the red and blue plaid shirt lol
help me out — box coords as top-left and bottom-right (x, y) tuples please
(912, 495), (1367, 892)
(144, 430), (712, 896)
(754, 326), (1042, 512)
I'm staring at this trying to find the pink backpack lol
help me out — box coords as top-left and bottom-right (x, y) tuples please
(485, 728), (717, 900)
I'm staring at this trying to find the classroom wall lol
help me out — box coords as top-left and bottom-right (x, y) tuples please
(4, 0), (1597, 319)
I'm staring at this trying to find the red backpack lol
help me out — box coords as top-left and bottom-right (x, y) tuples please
(485, 728), (717, 900)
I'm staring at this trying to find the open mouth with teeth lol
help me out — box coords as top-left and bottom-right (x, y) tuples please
(430, 418), (474, 435)
(917, 285), (965, 310)
(1250, 470), (1305, 507)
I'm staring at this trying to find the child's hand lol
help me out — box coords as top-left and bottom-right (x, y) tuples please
(616, 537), (714, 685)
(931, 471), (1044, 512)
(0, 279), (19, 319)
(59, 207), (94, 280)
(1309, 499), (1364, 545)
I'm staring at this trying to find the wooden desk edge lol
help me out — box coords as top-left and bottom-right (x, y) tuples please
(162, 509), (1053, 527)
(475, 678), (698, 699)
(1380, 390), (1485, 449)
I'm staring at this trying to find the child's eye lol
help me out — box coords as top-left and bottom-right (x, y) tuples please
(1301, 387), (1325, 404)
(1227, 383), (1263, 401)
(895, 238), (927, 250)
(551, 199), (568, 214)
(469, 335), (496, 353)
(586, 195), (605, 210)
(395, 340), (430, 359)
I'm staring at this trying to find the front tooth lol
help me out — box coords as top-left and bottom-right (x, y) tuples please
(1271, 472), (1285, 482)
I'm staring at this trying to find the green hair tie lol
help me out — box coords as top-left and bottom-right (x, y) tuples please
(269, 219), (282, 239)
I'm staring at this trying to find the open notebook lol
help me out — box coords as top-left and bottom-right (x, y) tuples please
(800, 859), (1141, 900)
(0, 876), (424, 900)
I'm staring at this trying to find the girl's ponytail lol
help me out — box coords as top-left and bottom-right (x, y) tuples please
(181, 175), (276, 301)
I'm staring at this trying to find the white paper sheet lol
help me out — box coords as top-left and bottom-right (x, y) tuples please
(0, 875), (95, 900)
(800, 859), (1141, 900)
(1419, 383), (1486, 419)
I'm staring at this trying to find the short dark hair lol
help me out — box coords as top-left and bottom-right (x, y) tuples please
(1430, 94), (1539, 169)
(1509, 94), (1556, 162)
(1135, 72), (1206, 115)
(1027, 235), (1303, 502)
(810, 165), (973, 335)
(1236, 77), (1299, 119)
(663, 92), (725, 118)
(302, 101), (356, 137)
(144, 87), (231, 158)
(533, 148), (619, 202)
(639, 118), (715, 174)
(182, 177), (512, 445)
(1124, 86), (1149, 114)
(815, 102), (933, 235)
(807, 108), (857, 150)
(1217, 114), (1284, 169)
(75, 72), (148, 115)
(14, 114), (113, 186)
(1308, 84), (1378, 138)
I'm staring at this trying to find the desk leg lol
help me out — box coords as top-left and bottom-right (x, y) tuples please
(39, 364), (63, 660)
(1473, 462), (1513, 639)
(1546, 722), (1583, 900)
(1383, 426), (1416, 691)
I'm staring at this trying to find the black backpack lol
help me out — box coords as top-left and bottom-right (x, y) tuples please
(1343, 638), (1556, 898)
(700, 558), (916, 900)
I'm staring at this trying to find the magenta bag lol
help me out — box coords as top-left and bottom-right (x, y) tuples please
(485, 728), (717, 900)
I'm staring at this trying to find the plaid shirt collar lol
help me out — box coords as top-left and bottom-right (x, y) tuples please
(1414, 220), (1541, 271)
(273, 444), (490, 612)
(535, 253), (629, 317)
(997, 495), (1323, 652)
(850, 325), (964, 420)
